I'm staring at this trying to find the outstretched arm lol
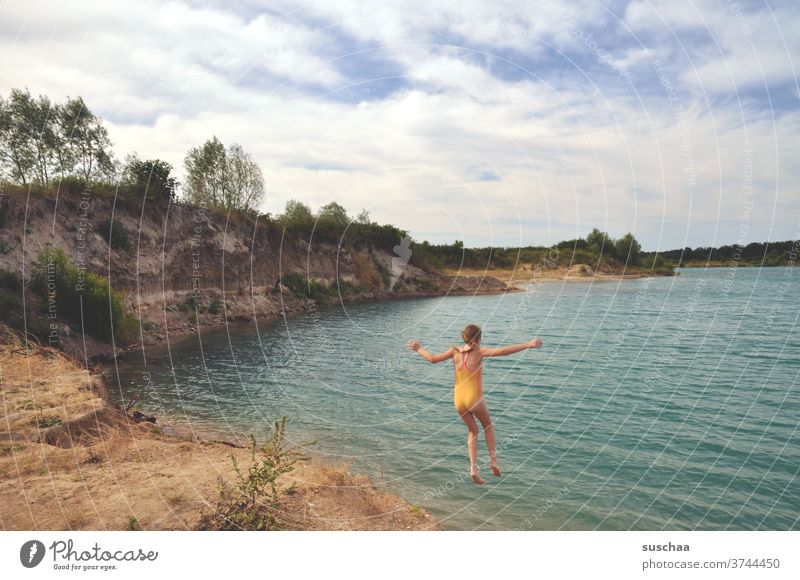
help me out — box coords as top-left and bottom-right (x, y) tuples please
(407, 340), (454, 363)
(480, 337), (542, 357)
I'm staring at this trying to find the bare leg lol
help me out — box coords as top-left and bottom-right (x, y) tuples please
(472, 399), (500, 476)
(459, 410), (485, 484)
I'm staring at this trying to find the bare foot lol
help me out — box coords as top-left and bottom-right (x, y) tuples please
(490, 462), (501, 477)
(470, 469), (485, 485)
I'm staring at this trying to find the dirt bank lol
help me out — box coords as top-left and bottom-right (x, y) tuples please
(0, 189), (513, 366)
(0, 326), (438, 530)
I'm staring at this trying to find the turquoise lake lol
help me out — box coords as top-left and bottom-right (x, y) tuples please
(109, 267), (799, 530)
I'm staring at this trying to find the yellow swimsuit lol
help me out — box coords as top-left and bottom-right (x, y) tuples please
(452, 346), (483, 413)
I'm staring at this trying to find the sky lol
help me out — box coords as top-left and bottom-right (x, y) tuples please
(1, 0), (798, 250)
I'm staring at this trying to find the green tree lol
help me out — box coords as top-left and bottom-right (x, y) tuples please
(183, 136), (227, 207)
(27, 92), (61, 185)
(225, 143), (264, 212)
(614, 233), (641, 265)
(123, 155), (178, 203)
(356, 208), (371, 225)
(586, 228), (615, 257)
(0, 89), (113, 187)
(316, 201), (349, 228)
(183, 136), (264, 212)
(278, 199), (314, 229)
(58, 95), (114, 183)
(0, 89), (44, 186)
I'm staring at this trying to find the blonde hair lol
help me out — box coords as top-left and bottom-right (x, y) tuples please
(461, 324), (482, 349)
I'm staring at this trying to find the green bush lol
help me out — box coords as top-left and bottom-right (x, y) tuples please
(198, 417), (312, 531)
(410, 276), (434, 291)
(54, 175), (89, 196)
(208, 298), (222, 314)
(30, 246), (139, 344)
(280, 271), (335, 300)
(0, 292), (23, 326)
(0, 268), (21, 290)
(337, 279), (365, 296)
(96, 218), (130, 250)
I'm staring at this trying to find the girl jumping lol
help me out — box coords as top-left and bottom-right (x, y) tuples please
(408, 325), (542, 485)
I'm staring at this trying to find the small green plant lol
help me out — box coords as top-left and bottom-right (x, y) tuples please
(126, 516), (139, 531)
(35, 416), (62, 428)
(0, 443), (24, 457)
(84, 449), (103, 464)
(177, 292), (200, 313)
(337, 280), (365, 296)
(208, 298), (222, 314)
(410, 276), (434, 292)
(197, 417), (313, 531)
(0, 269), (21, 290)
(280, 272), (335, 300)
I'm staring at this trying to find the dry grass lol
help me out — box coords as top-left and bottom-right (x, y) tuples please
(1, 332), (105, 439)
(353, 253), (383, 291)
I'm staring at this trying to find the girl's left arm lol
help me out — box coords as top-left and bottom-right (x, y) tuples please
(481, 338), (542, 357)
(407, 340), (454, 363)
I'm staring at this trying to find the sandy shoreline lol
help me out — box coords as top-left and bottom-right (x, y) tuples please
(0, 326), (439, 531)
(443, 266), (674, 291)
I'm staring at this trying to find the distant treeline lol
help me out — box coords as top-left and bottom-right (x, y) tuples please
(409, 229), (673, 274)
(643, 240), (798, 267)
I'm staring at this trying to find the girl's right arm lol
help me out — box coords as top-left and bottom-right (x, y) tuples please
(407, 340), (455, 363)
(480, 338), (542, 357)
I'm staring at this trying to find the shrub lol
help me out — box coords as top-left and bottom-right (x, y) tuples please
(280, 271), (335, 300)
(30, 246), (139, 344)
(410, 276), (434, 291)
(197, 417), (312, 531)
(337, 279), (365, 296)
(96, 218), (130, 250)
(0, 268), (21, 290)
(277, 199), (314, 231)
(54, 175), (89, 196)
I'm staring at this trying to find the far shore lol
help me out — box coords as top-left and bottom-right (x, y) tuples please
(443, 265), (675, 288)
